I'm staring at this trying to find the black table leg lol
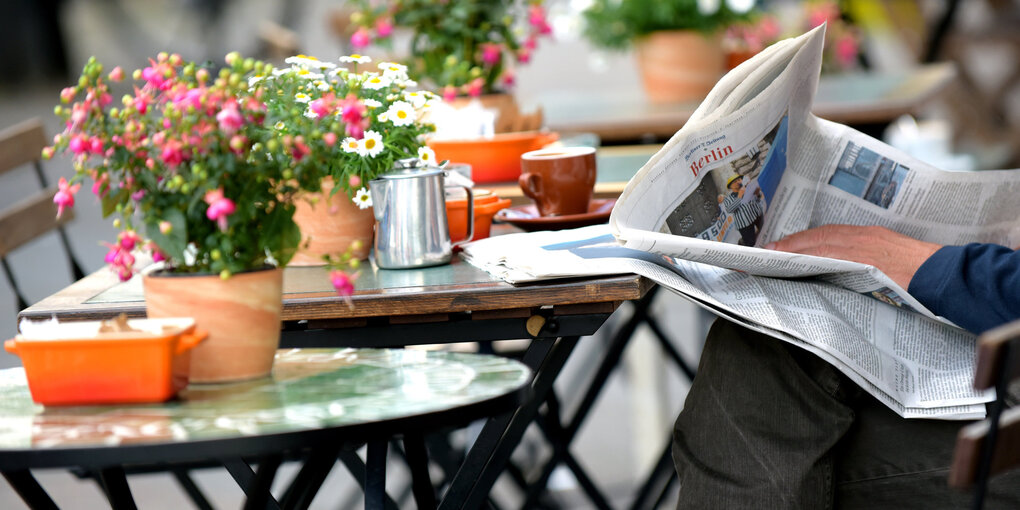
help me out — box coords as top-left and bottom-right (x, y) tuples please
(338, 449), (400, 510)
(365, 441), (388, 510)
(3, 470), (58, 510)
(439, 334), (580, 510)
(404, 432), (437, 509)
(97, 467), (137, 510)
(221, 456), (283, 510)
(281, 444), (342, 510)
(171, 469), (215, 510)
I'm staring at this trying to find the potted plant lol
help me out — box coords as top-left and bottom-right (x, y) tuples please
(582, 0), (756, 103)
(45, 52), (358, 382)
(723, 1), (860, 73)
(345, 0), (553, 134)
(259, 54), (439, 264)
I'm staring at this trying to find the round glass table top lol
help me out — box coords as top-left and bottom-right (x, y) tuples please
(0, 348), (531, 452)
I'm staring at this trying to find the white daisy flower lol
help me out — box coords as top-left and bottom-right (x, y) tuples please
(341, 137), (360, 154)
(363, 98), (382, 108)
(377, 112), (389, 123)
(404, 91), (427, 108)
(378, 61), (409, 81)
(353, 187), (372, 209)
(417, 146), (437, 165)
(362, 73), (391, 90)
(360, 131), (384, 158)
(312, 80), (330, 91)
(274, 121), (286, 130)
(248, 75), (266, 87)
(285, 55), (337, 70)
(272, 68), (290, 77)
(696, 0), (720, 15)
(385, 101), (416, 127)
(304, 106), (318, 118)
(294, 92), (311, 103)
(294, 68), (325, 80)
(725, 0), (755, 13)
(339, 54), (372, 64)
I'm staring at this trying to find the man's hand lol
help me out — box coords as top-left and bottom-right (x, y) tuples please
(765, 225), (942, 290)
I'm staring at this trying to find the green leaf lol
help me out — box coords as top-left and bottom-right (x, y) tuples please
(146, 207), (188, 262)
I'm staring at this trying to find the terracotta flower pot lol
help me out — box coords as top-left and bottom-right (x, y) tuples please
(290, 179), (375, 265)
(635, 30), (724, 104)
(143, 267), (283, 383)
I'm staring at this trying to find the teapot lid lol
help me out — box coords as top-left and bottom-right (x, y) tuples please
(377, 158), (444, 179)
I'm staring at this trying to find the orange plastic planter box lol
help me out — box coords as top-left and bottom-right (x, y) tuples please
(5, 318), (207, 406)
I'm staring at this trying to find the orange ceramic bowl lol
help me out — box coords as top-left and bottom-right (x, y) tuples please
(428, 131), (559, 183)
(447, 193), (513, 243)
(5, 318), (207, 405)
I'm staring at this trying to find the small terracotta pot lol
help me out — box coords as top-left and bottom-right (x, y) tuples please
(291, 179), (375, 265)
(635, 30), (724, 104)
(143, 267), (283, 383)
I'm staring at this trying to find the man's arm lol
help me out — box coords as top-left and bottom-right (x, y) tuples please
(766, 224), (1020, 334)
(764, 225), (940, 290)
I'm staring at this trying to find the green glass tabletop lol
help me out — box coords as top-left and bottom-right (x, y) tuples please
(0, 348), (530, 451)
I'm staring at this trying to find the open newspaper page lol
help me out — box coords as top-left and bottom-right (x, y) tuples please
(462, 25), (1020, 419)
(461, 226), (988, 420)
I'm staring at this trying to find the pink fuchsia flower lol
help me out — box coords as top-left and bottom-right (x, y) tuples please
(216, 100), (244, 134)
(517, 47), (533, 64)
(501, 69), (516, 88)
(204, 188), (236, 232)
(348, 174), (361, 188)
(322, 132), (338, 146)
(68, 134), (88, 155)
(160, 139), (186, 167)
(329, 269), (358, 309)
(339, 94), (369, 139)
(442, 86), (458, 102)
(59, 87), (76, 103)
(834, 33), (859, 69)
(351, 27), (372, 49)
(481, 43), (502, 66)
(290, 136), (311, 161)
(141, 60), (173, 90)
(376, 17), (394, 37)
(103, 242), (136, 281)
(53, 177), (80, 218)
(528, 5), (552, 34)
(465, 78), (484, 97)
(108, 66), (125, 82)
(308, 92), (337, 120)
(118, 230), (140, 251)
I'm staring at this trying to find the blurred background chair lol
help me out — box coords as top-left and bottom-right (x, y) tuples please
(0, 118), (85, 313)
(949, 319), (1020, 509)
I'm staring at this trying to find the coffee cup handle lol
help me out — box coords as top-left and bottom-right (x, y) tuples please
(518, 173), (541, 200)
(451, 186), (474, 248)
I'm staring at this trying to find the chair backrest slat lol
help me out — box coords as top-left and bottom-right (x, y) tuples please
(0, 119), (47, 176)
(0, 189), (74, 257)
(949, 406), (1020, 488)
(973, 320), (1020, 390)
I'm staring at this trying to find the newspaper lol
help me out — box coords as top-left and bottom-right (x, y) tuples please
(463, 26), (1020, 420)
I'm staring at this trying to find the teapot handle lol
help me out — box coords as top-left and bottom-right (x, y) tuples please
(451, 186), (474, 248)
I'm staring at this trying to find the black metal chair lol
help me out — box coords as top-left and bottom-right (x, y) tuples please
(949, 319), (1020, 509)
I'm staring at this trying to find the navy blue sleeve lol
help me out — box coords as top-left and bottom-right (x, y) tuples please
(908, 243), (1020, 334)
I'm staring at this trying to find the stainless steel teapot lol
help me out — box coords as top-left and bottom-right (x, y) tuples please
(369, 158), (474, 269)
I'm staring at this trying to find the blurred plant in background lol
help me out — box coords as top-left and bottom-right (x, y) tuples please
(582, 0), (757, 51)
(723, 0), (861, 73)
(345, 0), (552, 100)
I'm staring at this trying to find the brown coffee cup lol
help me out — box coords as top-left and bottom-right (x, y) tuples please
(518, 146), (597, 217)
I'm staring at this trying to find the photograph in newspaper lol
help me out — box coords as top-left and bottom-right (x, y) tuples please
(829, 141), (909, 209)
(663, 115), (788, 247)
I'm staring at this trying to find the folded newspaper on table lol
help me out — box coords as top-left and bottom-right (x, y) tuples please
(462, 25), (1020, 420)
